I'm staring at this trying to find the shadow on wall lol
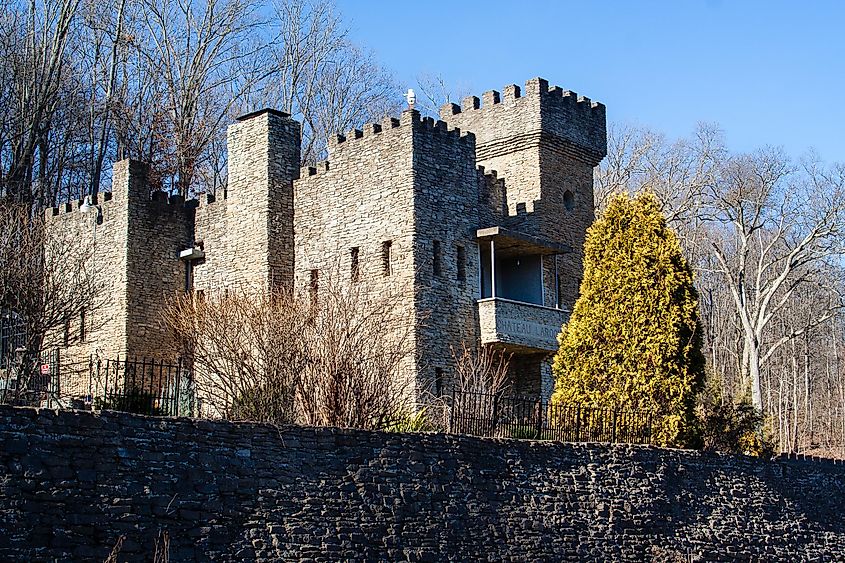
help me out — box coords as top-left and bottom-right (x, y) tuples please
(0, 406), (843, 561)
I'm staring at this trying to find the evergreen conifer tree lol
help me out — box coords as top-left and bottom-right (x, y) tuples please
(551, 192), (705, 446)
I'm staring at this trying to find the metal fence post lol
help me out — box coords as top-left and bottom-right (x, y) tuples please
(491, 393), (499, 436)
(612, 409), (617, 443)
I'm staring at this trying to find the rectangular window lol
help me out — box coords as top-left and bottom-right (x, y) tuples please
(309, 269), (319, 306)
(63, 319), (70, 347)
(433, 240), (442, 277)
(435, 367), (444, 397)
(456, 245), (466, 283)
(79, 309), (86, 343)
(382, 240), (392, 276)
(350, 247), (360, 282)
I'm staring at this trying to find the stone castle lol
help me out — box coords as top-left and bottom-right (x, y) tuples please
(47, 77), (606, 401)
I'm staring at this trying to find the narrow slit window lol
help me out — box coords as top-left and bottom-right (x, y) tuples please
(350, 247), (360, 282)
(456, 245), (466, 283)
(433, 240), (442, 277)
(382, 240), (392, 276)
(435, 367), (444, 397)
(309, 269), (319, 306)
(63, 319), (70, 347)
(79, 309), (86, 343)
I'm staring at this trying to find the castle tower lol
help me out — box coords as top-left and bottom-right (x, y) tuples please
(193, 109), (301, 294)
(441, 78), (607, 311)
(45, 159), (194, 370)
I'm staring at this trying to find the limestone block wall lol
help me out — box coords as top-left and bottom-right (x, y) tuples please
(45, 160), (192, 380)
(477, 297), (568, 352)
(410, 114), (480, 396)
(193, 110), (301, 294)
(294, 112), (415, 290)
(1, 406), (844, 562)
(124, 169), (194, 360)
(293, 112), (418, 392)
(45, 187), (128, 379)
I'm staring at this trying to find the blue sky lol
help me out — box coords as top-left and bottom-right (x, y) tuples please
(334, 0), (844, 161)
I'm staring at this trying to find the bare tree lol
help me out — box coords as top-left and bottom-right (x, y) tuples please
(0, 0), (82, 205)
(704, 151), (845, 411)
(413, 72), (471, 118)
(599, 122), (845, 454)
(267, 0), (400, 164)
(130, 0), (272, 196)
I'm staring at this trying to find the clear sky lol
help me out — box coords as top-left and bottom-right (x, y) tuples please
(334, 0), (844, 161)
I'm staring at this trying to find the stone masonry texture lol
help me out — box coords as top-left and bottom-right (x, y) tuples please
(1, 405), (844, 562)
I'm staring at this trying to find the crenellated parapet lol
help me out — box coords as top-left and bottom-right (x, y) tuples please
(440, 77), (606, 165)
(295, 109), (476, 185)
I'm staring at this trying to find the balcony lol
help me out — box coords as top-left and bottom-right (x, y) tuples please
(477, 298), (568, 352)
(475, 226), (569, 352)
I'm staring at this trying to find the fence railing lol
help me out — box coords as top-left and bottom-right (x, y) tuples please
(0, 313), (26, 369)
(3, 351), (654, 445)
(448, 390), (654, 444)
(87, 357), (195, 417)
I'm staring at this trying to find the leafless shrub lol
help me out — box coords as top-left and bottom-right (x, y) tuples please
(162, 290), (307, 423)
(451, 341), (511, 397)
(449, 342), (511, 432)
(162, 275), (417, 429)
(295, 275), (417, 429)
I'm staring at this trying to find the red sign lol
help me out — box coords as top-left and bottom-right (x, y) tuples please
(40, 364), (50, 375)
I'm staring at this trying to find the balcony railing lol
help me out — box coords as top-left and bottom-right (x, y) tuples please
(477, 297), (568, 352)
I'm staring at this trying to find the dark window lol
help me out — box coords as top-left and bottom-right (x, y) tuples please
(435, 367), (444, 397)
(79, 309), (86, 343)
(563, 189), (575, 211)
(350, 247), (360, 282)
(456, 245), (466, 283)
(195, 289), (205, 302)
(433, 240), (442, 277)
(382, 240), (392, 276)
(63, 319), (70, 347)
(309, 269), (319, 306)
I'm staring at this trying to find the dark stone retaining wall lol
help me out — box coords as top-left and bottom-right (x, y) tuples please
(1, 405), (844, 562)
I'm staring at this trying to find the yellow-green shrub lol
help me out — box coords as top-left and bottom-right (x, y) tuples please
(551, 192), (705, 447)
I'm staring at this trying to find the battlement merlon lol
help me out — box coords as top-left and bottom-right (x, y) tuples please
(46, 159), (197, 219)
(439, 77), (607, 165)
(302, 109), (474, 181)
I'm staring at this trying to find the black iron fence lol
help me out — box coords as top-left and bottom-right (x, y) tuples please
(88, 357), (194, 417)
(3, 349), (653, 446)
(448, 390), (654, 444)
(0, 313), (26, 369)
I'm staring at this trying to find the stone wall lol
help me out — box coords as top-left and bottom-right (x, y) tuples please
(1, 405), (844, 562)
(45, 160), (194, 372)
(293, 110), (481, 397)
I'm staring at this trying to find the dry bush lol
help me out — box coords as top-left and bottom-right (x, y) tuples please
(449, 342), (511, 432)
(163, 275), (416, 429)
(163, 290), (307, 423)
(451, 341), (511, 397)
